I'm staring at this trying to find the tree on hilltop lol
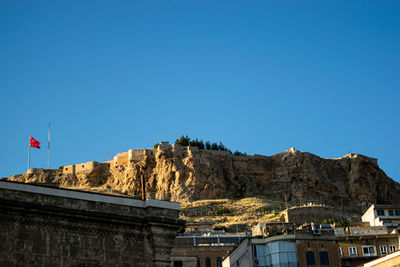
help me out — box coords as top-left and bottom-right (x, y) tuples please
(175, 135), (190, 146)
(173, 135), (248, 156)
(211, 142), (219, 150)
(205, 141), (211, 150)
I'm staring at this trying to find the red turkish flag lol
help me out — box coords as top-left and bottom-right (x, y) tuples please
(30, 136), (40, 149)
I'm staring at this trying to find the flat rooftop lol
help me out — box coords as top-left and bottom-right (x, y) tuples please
(0, 180), (180, 211)
(372, 204), (400, 209)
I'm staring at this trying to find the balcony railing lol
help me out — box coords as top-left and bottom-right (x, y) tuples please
(335, 226), (390, 236)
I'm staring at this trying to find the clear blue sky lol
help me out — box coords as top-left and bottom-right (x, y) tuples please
(1, 1), (399, 182)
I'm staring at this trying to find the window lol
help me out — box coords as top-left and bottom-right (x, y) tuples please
(205, 257), (211, 267)
(377, 210), (385, 216)
(217, 257), (222, 267)
(265, 241), (298, 267)
(339, 247), (343, 257)
(320, 252), (330, 266)
(389, 245), (396, 253)
(395, 210), (400, 216)
(380, 245), (388, 255)
(389, 210), (394, 216)
(173, 261), (183, 267)
(349, 247), (357, 257)
(363, 246), (375, 256)
(306, 252), (316, 266)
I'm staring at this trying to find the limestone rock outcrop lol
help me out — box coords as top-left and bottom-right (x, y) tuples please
(7, 146), (400, 211)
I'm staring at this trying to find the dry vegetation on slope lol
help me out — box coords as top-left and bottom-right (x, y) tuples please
(179, 196), (359, 233)
(179, 197), (283, 232)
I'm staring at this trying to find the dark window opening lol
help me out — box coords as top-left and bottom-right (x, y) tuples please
(377, 210), (385, 216)
(320, 252), (330, 266)
(217, 257), (222, 267)
(389, 210), (394, 216)
(306, 252), (316, 266)
(206, 257), (211, 267)
(173, 261), (182, 267)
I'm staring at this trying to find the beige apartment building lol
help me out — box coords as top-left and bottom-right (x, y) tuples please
(362, 204), (400, 227)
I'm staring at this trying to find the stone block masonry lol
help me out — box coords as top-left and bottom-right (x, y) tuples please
(283, 205), (339, 225)
(0, 181), (184, 267)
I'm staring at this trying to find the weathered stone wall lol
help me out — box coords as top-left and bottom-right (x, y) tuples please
(296, 238), (342, 267)
(0, 181), (184, 267)
(114, 149), (156, 166)
(114, 151), (130, 166)
(63, 161), (101, 175)
(284, 205), (339, 225)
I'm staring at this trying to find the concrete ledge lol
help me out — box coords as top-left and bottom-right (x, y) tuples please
(0, 180), (180, 211)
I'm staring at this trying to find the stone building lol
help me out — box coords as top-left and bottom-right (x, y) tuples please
(0, 180), (184, 266)
(335, 204), (400, 267)
(335, 225), (399, 266)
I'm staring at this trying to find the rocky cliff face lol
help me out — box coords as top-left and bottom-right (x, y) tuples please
(7, 146), (400, 211)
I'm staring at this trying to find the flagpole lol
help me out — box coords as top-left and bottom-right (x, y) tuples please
(28, 137), (31, 170)
(47, 122), (50, 169)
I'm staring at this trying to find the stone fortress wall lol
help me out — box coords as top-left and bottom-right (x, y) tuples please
(61, 149), (156, 175)
(62, 161), (102, 175)
(60, 142), (231, 176)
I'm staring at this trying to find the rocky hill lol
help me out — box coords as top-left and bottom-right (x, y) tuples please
(6, 145), (400, 212)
